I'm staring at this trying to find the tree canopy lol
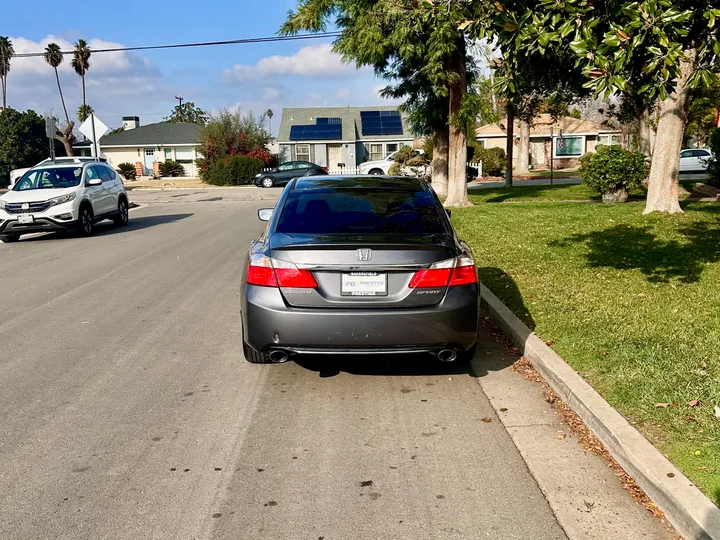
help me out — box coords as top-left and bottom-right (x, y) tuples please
(0, 109), (57, 187)
(165, 101), (208, 125)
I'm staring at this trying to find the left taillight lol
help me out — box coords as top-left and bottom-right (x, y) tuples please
(247, 255), (317, 288)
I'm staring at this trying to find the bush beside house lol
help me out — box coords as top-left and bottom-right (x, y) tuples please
(158, 160), (185, 177)
(198, 109), (272, 185)
(579, 145), (649, 203)
(117, 163), (137, 180)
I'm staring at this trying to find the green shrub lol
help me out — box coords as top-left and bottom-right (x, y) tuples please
(117, 162), (136, 180)
(204, 155), (265, 186)
(159, 160), (185, 177)
(706, 128), (720, 187)
(579, 145), (649, 194)
(475, 146), (506, 176)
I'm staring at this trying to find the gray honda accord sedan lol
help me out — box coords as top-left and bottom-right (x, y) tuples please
(240, 176), (479, 364)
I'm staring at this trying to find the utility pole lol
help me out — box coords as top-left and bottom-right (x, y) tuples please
(175, 95), (184, 121)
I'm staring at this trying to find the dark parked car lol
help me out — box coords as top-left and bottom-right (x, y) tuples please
(254, 161), (327, 188)
(241, 175), (480, 364)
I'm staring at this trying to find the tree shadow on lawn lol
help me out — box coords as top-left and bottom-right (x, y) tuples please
(550, 213), (720, 284)
(482, 185), (587, 203)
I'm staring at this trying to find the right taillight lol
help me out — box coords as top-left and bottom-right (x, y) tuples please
(247, 255), (317, 288)
(409, 256), (476, 289)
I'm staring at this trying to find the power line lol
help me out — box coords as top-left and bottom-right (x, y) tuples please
(14, 32), (342, 58)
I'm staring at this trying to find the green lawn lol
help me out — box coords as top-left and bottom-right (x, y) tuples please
(453, 192), (720, 505)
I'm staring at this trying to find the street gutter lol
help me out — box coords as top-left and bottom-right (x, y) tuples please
(481, 283), (720, 540)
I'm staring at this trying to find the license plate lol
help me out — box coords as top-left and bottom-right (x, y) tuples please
(341, 272), (387, 296)
(18, 214), (34, 224)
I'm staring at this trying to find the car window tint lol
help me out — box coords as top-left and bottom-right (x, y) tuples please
(694, 150), (710, 157)
(93, 166), (113, 183)
(276, 189), (445, 235)
(278, 163), (295, 171)
(105, 166), (117, 180)
(680, 150), (694, 158)
(85, 167), (100, 181)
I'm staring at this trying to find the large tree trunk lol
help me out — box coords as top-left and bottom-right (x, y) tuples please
(55, 68), (70, 123)
(445, 45), (470, 208)
(515, 119), (530, 174)
(505, 108), (515, 187)
(56, 122), (75, 157)
(643, 50), (696, 215)
(432, 125), (449, 199)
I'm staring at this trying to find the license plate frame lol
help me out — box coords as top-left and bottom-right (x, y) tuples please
(341, 272), (388, 297)
(18, 214), (34, 224)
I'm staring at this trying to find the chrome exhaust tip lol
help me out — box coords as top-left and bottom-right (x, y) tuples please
(269, 349), (290, 363)
(437, 349), (457, 362)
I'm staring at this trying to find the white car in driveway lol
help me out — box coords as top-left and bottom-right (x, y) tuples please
(358, 149), (424, 175)
(0, 160), (129, 243)
(679, 148), (712, 172)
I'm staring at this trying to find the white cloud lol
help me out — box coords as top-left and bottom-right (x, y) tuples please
(335, 88), (353, 102)
(223, 44), (366, 81)
(5, 35), (165, 127)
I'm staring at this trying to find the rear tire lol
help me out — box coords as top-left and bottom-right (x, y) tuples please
(77, 205), (95, 237)
(113, 198), (129, 226)
(0, 233), (20, 243)
(369, 169), (384, 175)
(261, 176), (275, 188)
(457, 344), (478, 362)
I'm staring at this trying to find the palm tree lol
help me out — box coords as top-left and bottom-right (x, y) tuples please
(266, 108), (274, 134)
(0, 36), (14, 110)
(77, 104), (94, 123)
(44, 43), (70, 124)
(71, 39), (91, 110)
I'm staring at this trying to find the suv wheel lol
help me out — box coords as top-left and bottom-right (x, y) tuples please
(113, 198), (129, 226)
(0, 233), (20, 243)
(369, 169), (384, 175)
(78, 205), (95, 236)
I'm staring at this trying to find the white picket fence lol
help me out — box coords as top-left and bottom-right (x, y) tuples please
(261, 161), (483, 178)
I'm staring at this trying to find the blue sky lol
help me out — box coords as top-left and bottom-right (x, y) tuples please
(5, 0), (398, 133)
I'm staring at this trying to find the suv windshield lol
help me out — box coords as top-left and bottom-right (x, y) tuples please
(14, 167), (83, 191)
(276, 188), (446, 235)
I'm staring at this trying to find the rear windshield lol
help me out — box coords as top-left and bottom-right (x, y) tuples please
(276, 189), (446, 235)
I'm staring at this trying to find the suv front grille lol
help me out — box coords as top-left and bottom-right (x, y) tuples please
(4, 201), (53, 214)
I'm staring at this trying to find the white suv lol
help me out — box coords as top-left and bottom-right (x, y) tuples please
(0, 160), (129, 243)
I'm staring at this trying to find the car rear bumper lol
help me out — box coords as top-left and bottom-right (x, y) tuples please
(242, 284), (479, 354)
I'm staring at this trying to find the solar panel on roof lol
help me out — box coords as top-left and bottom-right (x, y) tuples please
(360, 110), (403, 136)
(289, 118), (342, 140)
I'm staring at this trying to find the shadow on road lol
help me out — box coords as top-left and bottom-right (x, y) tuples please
(16, 213), (193, 242)
(294, 353), (473, 378)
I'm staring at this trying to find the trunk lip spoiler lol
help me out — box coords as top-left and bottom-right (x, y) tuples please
(293, 262), (430, 271)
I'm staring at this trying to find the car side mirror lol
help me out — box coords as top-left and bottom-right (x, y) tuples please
(445, 208), (452, 217)
(258, 208), (273, 221)
(87, 178), (102, 187)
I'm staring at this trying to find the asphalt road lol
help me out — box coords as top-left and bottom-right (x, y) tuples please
(0, 195), (671, 540)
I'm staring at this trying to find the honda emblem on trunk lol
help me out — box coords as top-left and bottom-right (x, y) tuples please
(357, 248), (372, 261)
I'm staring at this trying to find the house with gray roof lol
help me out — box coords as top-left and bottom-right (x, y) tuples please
(75, 117), (202, 176)
(277, 106), (415, 169)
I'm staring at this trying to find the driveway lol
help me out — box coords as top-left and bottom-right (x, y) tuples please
(0, 195), (673, 539)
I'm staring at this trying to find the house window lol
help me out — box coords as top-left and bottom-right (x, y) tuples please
(145, 148), (155, 156)
(555, 136), (584, 157)
(385, 143), (399, 157)
(296, 144), (310, 162)
(598, 134), (622, 146)
(164, 148), (174, 160)
(369, 143), (383, 161)
(175, 147), (196, 164)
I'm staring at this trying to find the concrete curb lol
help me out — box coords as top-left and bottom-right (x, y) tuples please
(480, 284), (720, 540)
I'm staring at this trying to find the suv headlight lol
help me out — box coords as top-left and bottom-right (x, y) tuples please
(48, 193), (76, 206)
(0, 200), (6, 210)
